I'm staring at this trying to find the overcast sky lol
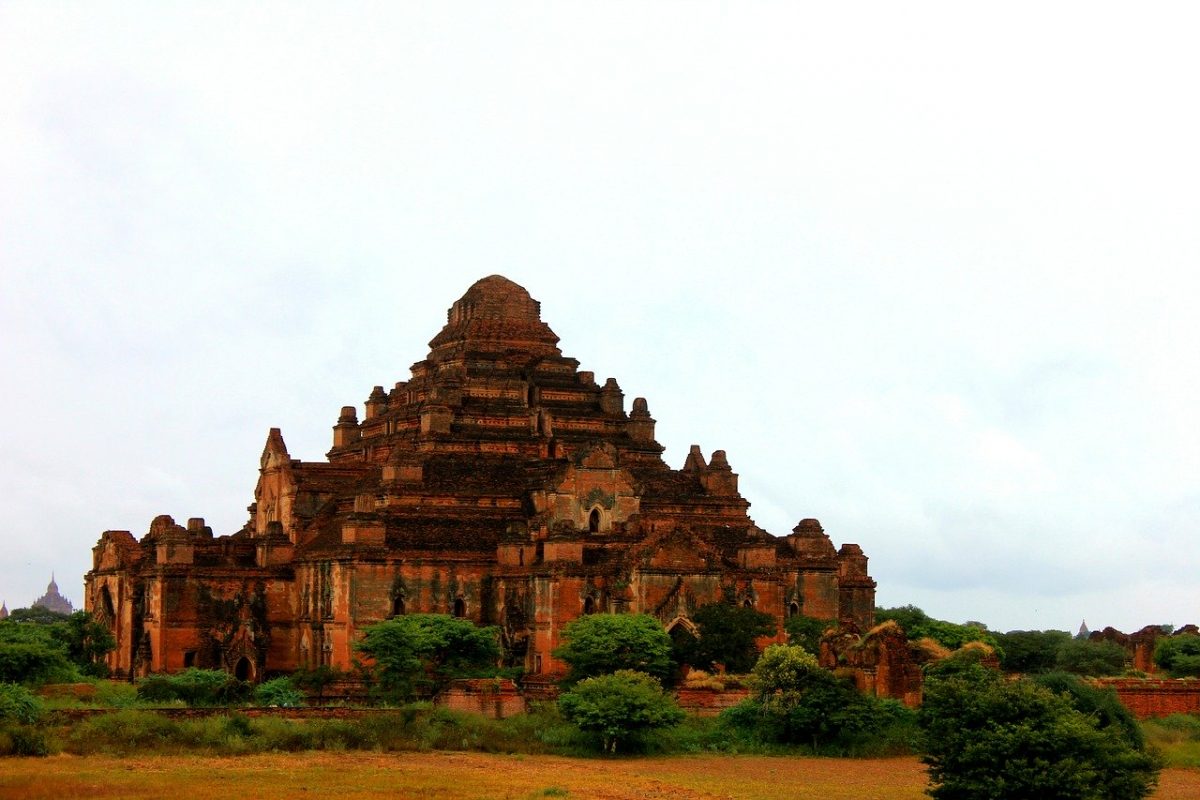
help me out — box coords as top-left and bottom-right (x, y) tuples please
(2, 3), (1197, 633)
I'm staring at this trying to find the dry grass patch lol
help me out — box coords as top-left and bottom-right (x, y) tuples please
(0, 752), (1196, 799)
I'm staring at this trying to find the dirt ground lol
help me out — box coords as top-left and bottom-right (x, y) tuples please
(0, 752), (1196, 799)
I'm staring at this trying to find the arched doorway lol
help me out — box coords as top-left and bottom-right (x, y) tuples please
(588, 508), (601, 533)
(234, 656), (253, 682)
(583, 596), (596, 615)
(453, 597), (466, 618)
(392, 595), (405, 617)
(666, 617), (700, 676)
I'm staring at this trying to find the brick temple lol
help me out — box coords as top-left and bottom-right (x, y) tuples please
(86, 276), (875, 681)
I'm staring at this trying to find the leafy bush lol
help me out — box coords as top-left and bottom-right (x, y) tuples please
(920, 664), (1159, 800)
(1054, 638), (1127, 676)
(0, 682), (43, 724)
(717, 643), (917, 755)
(1154, 634), (1200, 677)
(557, 670), (685, 753)
(552, 614), (674, 686)
(355, 614), (501, 701)
(1033, 671), (1143, 749)
(876, 605), (1002, 656)
(136, 668), (251, 707)
(0, 611), (115, 681)
(0, 642), (78, 685)
(674, 603), (776, 673)
(994, 629), (1073, 674)
(783, 615), (836, 655)
(254, 676), (306, 707)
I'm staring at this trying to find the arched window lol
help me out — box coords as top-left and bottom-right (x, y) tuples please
(392, 595), (405, 617)
(788, 601), (800, 618)
(101, 586), (115, 618)
(453, 597), (466, 618)
(583, 596), (596, 615)
(589, 507), (601, 533)
(742, 598), (754, 609)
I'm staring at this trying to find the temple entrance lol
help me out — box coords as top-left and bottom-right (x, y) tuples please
(667, 617), (700, 676)
(234, 656), (253, 682)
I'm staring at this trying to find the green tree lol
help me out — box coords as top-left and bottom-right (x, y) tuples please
(994, 629), (1072, 674)
(675, 603), (776, 673)
(1054, 639), (1127, 676)
(557, 669), (684, 752)
(1153, 634), (1200, 678)
(0, 641), (75, 685)
(876, 605), (1001, 654)
(291, 665), (344, 703)
(783, 614), (836, 655)
(355, 614), (501, 700)
(920, 664), (1159, 800)
(52, 612), (116, 676)
(1033, 672), (1144, 750)
(0, 683), (43, 725)
(5, 607), (70, 625)
(136, 668), (251, 707)
(721, 643), (915, 753)
(750, 643), (822, 704)
(553, 613), (673, 685)
(254, 676), (306, 707)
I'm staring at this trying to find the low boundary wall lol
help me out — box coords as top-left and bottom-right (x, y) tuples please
(1094, 678), (1200, 718)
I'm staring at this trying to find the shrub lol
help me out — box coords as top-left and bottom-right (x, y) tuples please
(876, 605), (1002, 656)
(557, 670), (685, 753)
(0, 642), (78, 685)
(254, 676), (306, 707)
(994, 629), (1073, 674)
(0, 682), (43, 724)
(355, 614), (501, 701)
(920, 664), (1159, 800)
(136, 668), (251, 707)
(720, 644), (918, 755)
(784, 615), (836, 655)
(553, 614), (674, 686)
(1154, 634), (1200, 678)
(1054, 639), (1127, 676)
(674, 603), (776, 673)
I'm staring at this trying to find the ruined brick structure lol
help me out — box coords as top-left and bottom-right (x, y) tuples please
(85, 276), (875, 682)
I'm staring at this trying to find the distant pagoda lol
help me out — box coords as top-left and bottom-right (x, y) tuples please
(32, 574), (74, 615)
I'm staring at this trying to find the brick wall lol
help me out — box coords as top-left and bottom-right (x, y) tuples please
(1093, 678), (1200, 718)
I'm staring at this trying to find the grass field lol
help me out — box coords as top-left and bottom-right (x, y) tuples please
(0, 753), (1197, 800)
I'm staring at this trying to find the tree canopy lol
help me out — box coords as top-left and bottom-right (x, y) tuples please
(557, 670), (684, 752)
(355, 614), (501, 700)
(993, 629), (1073, 674)
(876, 605), (1001, 654)
(1053, 638), (1127, 677)
(0, 610), (114, 683)
(919, 664), (1158, 800)
(1153, 634), (1200, 677)
(552, 613), (673, 685)
(674, 603), (776, 673)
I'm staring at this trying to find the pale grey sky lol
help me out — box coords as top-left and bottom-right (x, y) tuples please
(2, 3), (1197, 633)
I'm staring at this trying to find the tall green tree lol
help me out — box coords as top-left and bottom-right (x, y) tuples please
(1153, 634), (1200, 677)
(355, 614), (501, 700)
(993, 629), (1072, 674)
(553, 613), (673, 685)
(784, 615), (836, 655)
(876, 605), (1001, 653)
(1054, 639), (1127, 676)
(920, 664), (1158, 800)
(675, 603), (776, 673)
(558, 670), (684, 753)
